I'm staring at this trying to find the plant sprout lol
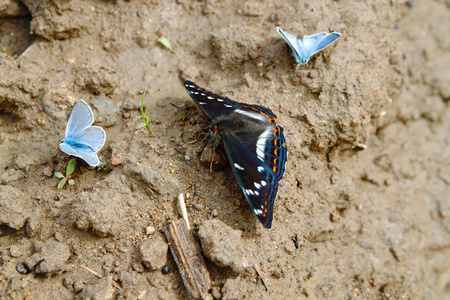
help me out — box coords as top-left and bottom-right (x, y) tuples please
(54, 158), (77, 189)
(141, 90), (152, 133)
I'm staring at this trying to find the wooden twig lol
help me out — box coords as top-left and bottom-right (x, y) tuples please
(80, 265), (102, 278)
(253, 264), (269, 291)
(164, 219), (211, 299)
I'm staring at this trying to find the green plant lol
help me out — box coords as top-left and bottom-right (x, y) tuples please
(141, 90), (152, 133)
(54, 158), (77, 189)
(97, 162), (107, 171)
(180, 112), (186, 121)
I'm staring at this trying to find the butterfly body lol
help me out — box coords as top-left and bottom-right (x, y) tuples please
(184, 81), (287, 228)
(59, 100), (106, 167)
(277, 27), (342, 69)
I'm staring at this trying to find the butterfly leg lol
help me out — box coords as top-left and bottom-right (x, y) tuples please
(209, 138), (222, 173)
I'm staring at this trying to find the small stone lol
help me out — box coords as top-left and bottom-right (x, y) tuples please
(211, 286), (222, 299)
(0, 132), (6, 144)
(194, 203), (205, 211)
(212, 209), (218, 217)
(161, 265), (170, 274)
(9, 245), (22, 258)
(165, 283), (172, 291)
(330, 212), (340, 223)
(25, 217), (40, 237)
(146, 226), (155, 235)
(42, 166), (53, 177)
(111, 156), (122, 166)
(105, 242), (115, 253)
(55, 231), (64, 242)
(140, 235), (168, 270)
(16, 262), (29, 274)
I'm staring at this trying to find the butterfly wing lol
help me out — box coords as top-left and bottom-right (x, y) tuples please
(184, 81), (241, 120)
(303, 32), (342, 58)
(276, 27), (302, 64)
(65, 99), (95, 138)
(70, 126), (106, 153)
(59, 142), (101, 167)
(222, 134), (280, 228)
(183, 81), (287, 228)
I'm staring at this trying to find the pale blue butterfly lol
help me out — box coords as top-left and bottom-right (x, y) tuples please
(277, 27), (342, 71)
(59, 99), (106, 167)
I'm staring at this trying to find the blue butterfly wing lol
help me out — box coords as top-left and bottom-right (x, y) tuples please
(299, 32), (327, 61)
(303, 32), (342, 58)
(65, 99), (95, 138)
(72, 126), (106, 151)
(59, 141), (101, 167)
(184, 81), (240, 120)
(60, 99), (105, 166)
(277, 27), (302, 64)
(59, 126), (105, 166)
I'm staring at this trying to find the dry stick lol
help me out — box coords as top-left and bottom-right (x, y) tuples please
(164, 219), (211, 299)
(81, 265), (102, 278)
(80, 265), (124, 292)
(253, 264), (269, 291)
(178, 193), (190, 230)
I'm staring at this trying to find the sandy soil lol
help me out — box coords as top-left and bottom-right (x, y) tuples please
(0, 0), (449, 299)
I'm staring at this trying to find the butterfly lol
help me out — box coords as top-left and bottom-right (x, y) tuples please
(59, 99), (106, 167)
(184, 80), (287, 228)
(277, 26), (342, 71)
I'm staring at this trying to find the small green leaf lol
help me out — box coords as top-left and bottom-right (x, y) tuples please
(157, 37), (174, 52)
(68, 179), (74, 186)
(97, 162), (107, 171)
(57, 178), (67, 189)
(54, 172), (64, 178)
(180, 112), (186, 121)
(66, 158), (77, 176)
(244, 77), (252, 88)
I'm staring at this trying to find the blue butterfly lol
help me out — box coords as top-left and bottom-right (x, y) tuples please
(277, 26), (342, 71)
(184, 81), (287, 229)
(59, 100), (106, 167)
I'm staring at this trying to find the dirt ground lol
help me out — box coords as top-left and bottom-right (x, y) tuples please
(0, 0), (449, 299)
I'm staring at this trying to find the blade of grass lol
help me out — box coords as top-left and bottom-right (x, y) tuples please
(141, 90), (152, 133)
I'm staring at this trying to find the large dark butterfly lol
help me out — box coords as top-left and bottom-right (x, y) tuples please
(183, 80), (287, 228)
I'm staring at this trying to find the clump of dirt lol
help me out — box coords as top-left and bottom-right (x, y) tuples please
(0, 0), (449, 299)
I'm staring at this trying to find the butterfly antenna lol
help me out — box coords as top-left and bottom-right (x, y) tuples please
(170, 103), (209, 123)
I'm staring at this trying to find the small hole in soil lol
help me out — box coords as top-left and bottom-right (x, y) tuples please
(0, 3), (35, 58)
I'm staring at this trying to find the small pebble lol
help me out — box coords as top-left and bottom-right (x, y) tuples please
(9, 245), (22, 258)
(212, 209), (218, 217)
(146, 226), (155, 235)
(105, 242), (115, 252)
(42, 166), (53, 177)
(194, 203), (204, 211)
(165, 283), (172, 291)
(161, 265), (170, 274)
(111, 156), (122, 166)
(0, 132), (6, 144)
(16, 262), (29, 274)
(55, 231), (64, 242)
